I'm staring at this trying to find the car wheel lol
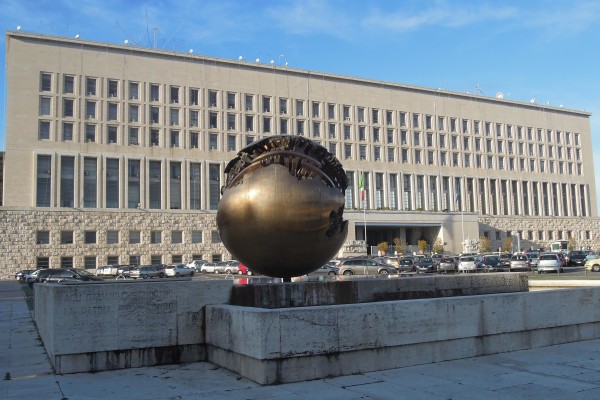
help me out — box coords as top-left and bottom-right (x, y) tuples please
(238, 270), (243, 275)
(327, 271), (336, 275)
(379, 269), (389, 275)
(142, 275), (148, 279)
(175, 272), (180, 277)
(225, 269), (232, 274)
(215, 270), (219, 274)
(247, 271), (253, 276)
(343, 270), (353, 275)
(593, 265), (600, 272)
(190, 271), (194, 277)
(159, 273), (165, 278)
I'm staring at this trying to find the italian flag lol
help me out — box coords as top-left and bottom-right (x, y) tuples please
(359, 172), (365, 207)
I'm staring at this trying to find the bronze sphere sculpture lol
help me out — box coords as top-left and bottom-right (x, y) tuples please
(216, 135), (348, 279)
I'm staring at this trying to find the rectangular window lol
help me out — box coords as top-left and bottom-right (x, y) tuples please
(170, 130), (180, 147)
(39, 121), (50, 140)
(36, 230), (50, 245)
(86, 77), (97, 95)
(39, 97), (51, 116)
(83, 157), (97, 208)
(63, 98), (74, 117)
(150, 84), (160, 101)
(263, 96), (271, 112)
(129, 82), (139, 100)
(151, 231), (162, 244)
(150, 129), (160, 146)
(106, 158), (119, 208)
(170, 108), (179, 125)
(150, 106), (159, 124)
(37, 155), (52, 207)
(128, 159), (141, 208)
(209, 133), (218, 150)
(40, 73), (52, 92)
(85, 257), (97, 270)
(170, 86), (179, 103)
(60, 156), (75, 207)
(190, 110), (199, 127)
(128, 127), (138, 145)
(61, 257), (73, 268)
(63, 75), (74, 94)
(190, 162), (201, 210)
(170, 162), (181, 209)
(190, 88), (199, 105)
(209, 90), (218, 107)
(61, 231), (73, 244)
(85, 231), (97, 244)
(151, 255), (162, 265)
(296, 100), (304, 116)
(63, 122), (74, 141)
(227, 92), (236, 109)
(108, 80), (118, 98)
(149, 161), (162, 209)
(106, 230), (119, 244)
(227, 134), (236, 151)
(129, 255), (140, 265)
(172, 230), (183, 244)
(191, 230), (202, 243)
(85, 124), (96, 142)
(37, 257), (50, 269)
(190, 131), (199, 148)
(108, 103), (118, 120)
(245, 94), (254, 110)
(129, 230), (141, 244)
(209, 164), (221, 210)
(211, 231), (221, 244)
(128, 104), (139, 122)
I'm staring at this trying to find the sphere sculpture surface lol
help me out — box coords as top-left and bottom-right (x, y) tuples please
(217, 135), (348, 278)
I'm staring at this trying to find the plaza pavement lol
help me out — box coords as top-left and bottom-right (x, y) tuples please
(2, 280), (600, 400)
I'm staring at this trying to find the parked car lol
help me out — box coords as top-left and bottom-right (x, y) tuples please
(431, 254), (443, 266)
(397, 257), (417, 272)
(44, 269), (103, 284)
(95, 265), (121, 276)
(458, 256), (479, 273)
(117, 265), (136, 277)
(568, 251), (587, 266)
(526, 253), (540, 270)
(200, 261), (225, 273)
(537, 253), (563, 273)
(584, 257), (600, 272)
(217, 260), (241, 274)
(338, 258), (397, 275)
(27, 268), (65, 287)
(438, 257), (457, 273)
(237, 263), (253, 276)
(415, 257), (436, 273)
(308, 263), (339, 276)
(186, 260), (207, 271)
(130, 265), (165, 279)
(498, 253), (512, 270)
(15, 269), (34, 281)
(163, 264), (195, 277)
(478, 255), (501, 272)
(509, 254), (530, 271)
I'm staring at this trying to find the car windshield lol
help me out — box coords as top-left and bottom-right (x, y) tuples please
(460, 257), (475, 262)
(485, 256), (499, 262)
(512, 255), (527, 261)
(74, 269), (93, 277)
(539, 254), (557, 260)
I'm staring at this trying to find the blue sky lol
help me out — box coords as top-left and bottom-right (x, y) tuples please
(2, 0), (600, 207)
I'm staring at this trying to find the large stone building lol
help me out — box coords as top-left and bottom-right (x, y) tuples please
(1, 31), (598, 278)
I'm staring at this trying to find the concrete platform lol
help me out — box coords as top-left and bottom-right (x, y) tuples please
(2, 280), (600, 399)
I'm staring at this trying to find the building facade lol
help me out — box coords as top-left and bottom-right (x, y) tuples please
(1, 32), (598, 278)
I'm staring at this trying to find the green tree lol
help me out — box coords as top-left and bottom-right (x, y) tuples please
(377, 241), (389, 255)
(432, 237), (444, 254)
(417, 239), (428, 254)
(503, 236), (513, 252)
(393, 237), (407, 255)
(568, 236), (578, 252)
(479, 236), (492, 253)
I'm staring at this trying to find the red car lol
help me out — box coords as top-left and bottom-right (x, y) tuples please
(237, 264), (253, 276)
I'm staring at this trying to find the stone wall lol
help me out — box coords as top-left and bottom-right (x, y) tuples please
(0, 208), (230, 279)
(479, 215), (600, 251)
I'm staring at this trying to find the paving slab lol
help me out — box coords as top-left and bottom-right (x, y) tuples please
(3, 280), (600, 399)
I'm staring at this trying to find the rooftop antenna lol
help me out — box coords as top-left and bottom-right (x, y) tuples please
(153, 27), (157, 49)
(473, 84), (484, 95)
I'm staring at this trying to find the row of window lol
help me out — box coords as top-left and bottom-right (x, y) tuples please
(36, 253), (224, 270)
(38, 72), (581, 144)
(35, 152), (589, 218)
(35, 229), (219, 245)
(483, 229), (592, 242)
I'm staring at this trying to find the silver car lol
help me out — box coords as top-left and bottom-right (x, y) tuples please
(458, 256), (478, 273)
(509, 254), (530, 271)
(338, 258), (397, 275)
(438, 257), (457, 273)
(537, 253), (563, 273)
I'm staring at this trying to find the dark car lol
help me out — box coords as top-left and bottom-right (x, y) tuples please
(15, 269), (34, 281)
(478, 255), (501, 272)
(28, 268), (64, 287)
(568, 251), (587, 266)
(44, 269), (103, 284)
(498, 253), (512, 270)
(415, 257), (435, 273)
(398, 257), (417, 272)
